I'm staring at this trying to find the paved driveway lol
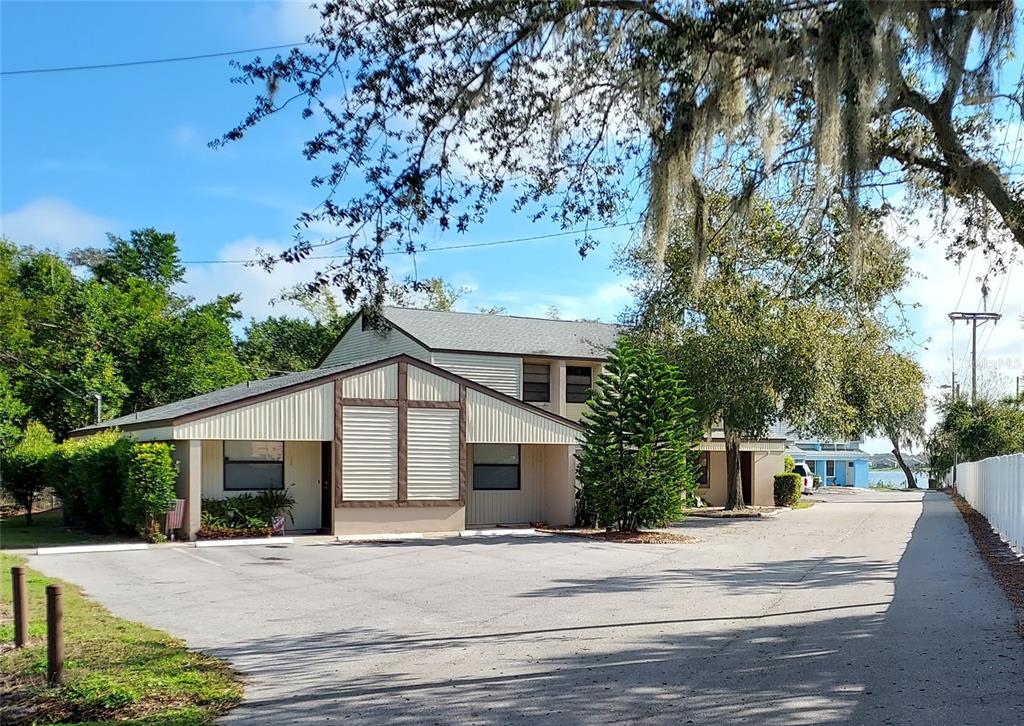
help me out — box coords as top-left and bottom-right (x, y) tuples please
(29, 491), (1023, 724)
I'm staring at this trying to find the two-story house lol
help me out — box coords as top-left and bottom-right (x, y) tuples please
(73, 307), (785, 539)
(786, 434), (871, 488)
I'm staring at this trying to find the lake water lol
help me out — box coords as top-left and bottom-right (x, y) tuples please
(868, 469), (929, 488)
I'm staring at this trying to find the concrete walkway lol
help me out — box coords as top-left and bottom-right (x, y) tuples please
(28, 491), (1023, 724)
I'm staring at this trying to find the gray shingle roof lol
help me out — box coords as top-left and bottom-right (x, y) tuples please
(384, 307), (620, 358)
(73, 359), (375, 434)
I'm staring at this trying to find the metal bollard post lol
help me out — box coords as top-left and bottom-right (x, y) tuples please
(11, 566), (28, 647)
(46, 584), (63, 686)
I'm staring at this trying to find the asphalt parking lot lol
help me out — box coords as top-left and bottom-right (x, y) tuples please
(29, 490), (1024, 725)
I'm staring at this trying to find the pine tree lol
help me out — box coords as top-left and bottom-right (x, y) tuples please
(577, 337), (700, 531)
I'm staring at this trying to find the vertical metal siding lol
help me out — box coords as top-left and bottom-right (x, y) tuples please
(406, 365), (460, 401)
(342, 406), (398, 500)
(320, 319), (430, 367)
(406, 408), (460, 500)
(431, 352), (521, 398)
(466, 444), (545, 525)
(467, 389), (579, 444)
(173, 383), (333, 441)
(342, 364), (397, 399)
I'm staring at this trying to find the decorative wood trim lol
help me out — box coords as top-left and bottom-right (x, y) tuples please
(340, 398), (457, 409)
(397, 361), (408, 502)
(336, 499), (464, 508)
(407, 400), (461, 409)
(334, 381), (344, 507)
(342, 398), (400, 407)
(459, 384), (467, 503)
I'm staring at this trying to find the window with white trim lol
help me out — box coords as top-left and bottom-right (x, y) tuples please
(223, 441), (284, 490)
(473, 444), (520, 490)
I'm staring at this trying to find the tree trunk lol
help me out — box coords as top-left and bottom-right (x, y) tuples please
(724, 425), (745, 510)
(889, 433), (918, 490)
(24, 500), (33, 526)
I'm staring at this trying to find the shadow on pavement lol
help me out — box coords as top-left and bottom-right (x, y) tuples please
(214, 493), (1022, 725)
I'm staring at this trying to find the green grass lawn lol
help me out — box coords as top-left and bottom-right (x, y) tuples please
(0, 553), (242, 724)
(791, 500), (815, 509)
(0, 509), (133, 550)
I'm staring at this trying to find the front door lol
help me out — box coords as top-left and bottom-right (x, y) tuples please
(740, 451), (753, 505)
(320, 441), (332, 531)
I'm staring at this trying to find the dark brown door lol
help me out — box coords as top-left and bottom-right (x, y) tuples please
(320, 441), (332, 531)
(740, 451), (753, 505)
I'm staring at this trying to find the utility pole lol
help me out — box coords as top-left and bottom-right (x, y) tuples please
(948, 311), (1001, 404)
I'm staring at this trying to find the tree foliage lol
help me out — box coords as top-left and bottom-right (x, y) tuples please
(631, 194), (910, 508)
(0, 421), (56, 525)
(576, 336), (700, 531)
(219, 0), (1021, 306)
(927, 395), (1024, 475)
(829, 330), (926, 488)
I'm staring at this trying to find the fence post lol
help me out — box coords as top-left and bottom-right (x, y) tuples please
(11, 566), (28, 647)
(46, 584), (64, 686)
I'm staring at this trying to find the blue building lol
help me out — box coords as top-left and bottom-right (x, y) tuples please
(786, 435), (871, 488)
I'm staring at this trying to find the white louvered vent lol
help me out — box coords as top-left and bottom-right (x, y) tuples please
(342, 407), (398, 500)
(407, 408), (460, 500)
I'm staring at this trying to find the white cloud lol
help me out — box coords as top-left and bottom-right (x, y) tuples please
(469, 281), (632, 323)
(178, 237), (356, 325)
(0, 198), (116, 252)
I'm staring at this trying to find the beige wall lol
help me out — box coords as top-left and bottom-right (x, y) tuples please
(698, 451), (729, 506)
(199, 439), (323, 532)
(334, 506), (466, 535)
(698, 450), (787, 507)
(753, 451), (786, 507)
(466, 444), (574, 526)
(171, 440), (201, 540)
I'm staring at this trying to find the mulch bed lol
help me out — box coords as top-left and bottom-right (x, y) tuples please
(682, 507), (779, 518)
(951, 494), (1024, 638)
(538, 528), (697, 544)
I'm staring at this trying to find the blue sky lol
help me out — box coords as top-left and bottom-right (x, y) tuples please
(0, 0), (633, 323)
(2, 1), (1021, 454)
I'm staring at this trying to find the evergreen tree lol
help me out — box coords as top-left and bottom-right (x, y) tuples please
(577, 336), (700, 532)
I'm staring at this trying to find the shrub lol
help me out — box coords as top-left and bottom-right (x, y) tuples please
(201, 489), (296, 532)
(576, 336), (701, 531)
(0, 421), (56, 524)
(784, 455), (795, 473)
(774, 473), (803, 507)
(197, 524), (273, 539)
(50, 431), (130, 532)
(122, 443), (178, 542)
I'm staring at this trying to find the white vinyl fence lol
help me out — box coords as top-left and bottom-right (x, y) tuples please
(952, 453), (1024, 555)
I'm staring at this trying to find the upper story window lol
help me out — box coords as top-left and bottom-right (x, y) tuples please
(566, 366), (593, 403)
(523, 363), (551, 402)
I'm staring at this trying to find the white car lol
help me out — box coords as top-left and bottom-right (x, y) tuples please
(792, 462), (816, 494)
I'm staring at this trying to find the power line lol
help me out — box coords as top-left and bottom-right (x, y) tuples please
(1, 42), (309, 76)
(178, 220), (642, 265)
(0, 351), (99, 404)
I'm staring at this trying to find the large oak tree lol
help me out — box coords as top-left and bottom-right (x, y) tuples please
(220, 0), (1022, 303)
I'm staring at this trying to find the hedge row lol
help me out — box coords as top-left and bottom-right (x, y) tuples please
(1, 423), (178, 541)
